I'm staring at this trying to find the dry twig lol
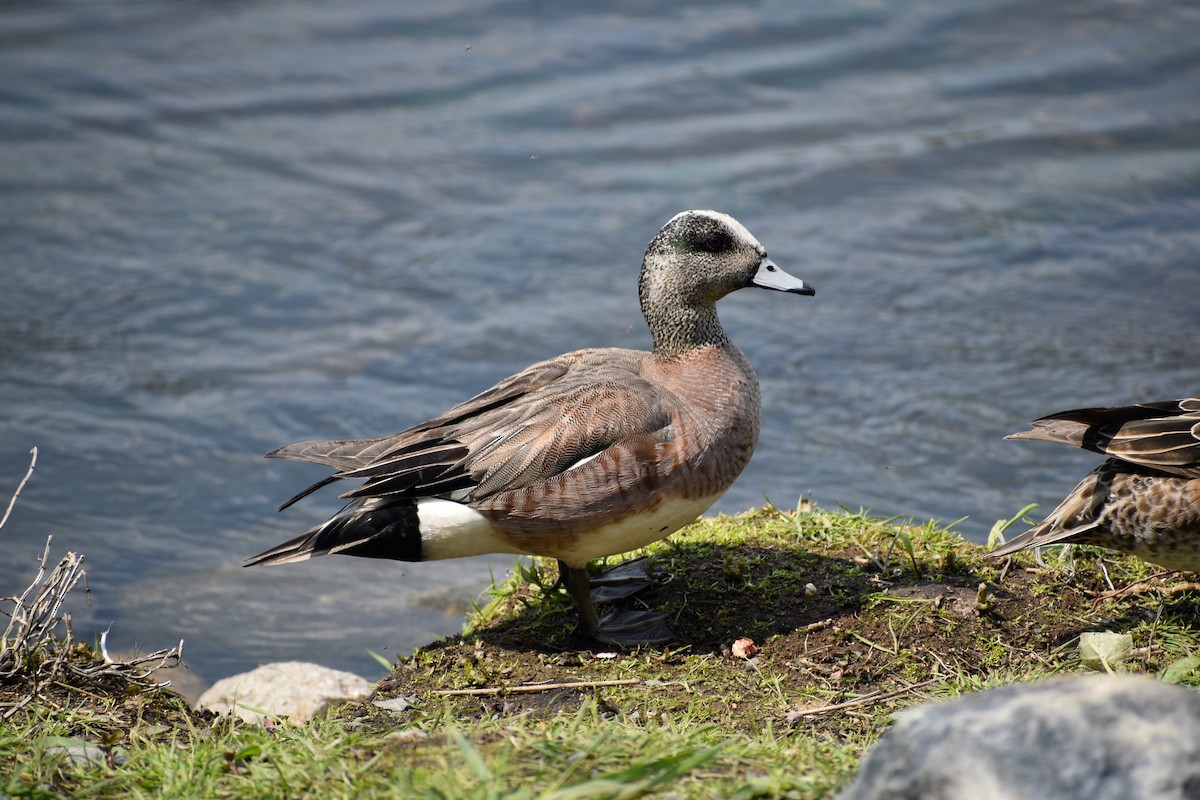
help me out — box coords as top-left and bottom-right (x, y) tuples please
(0, 448), (184, 717)
(434, 678), (641, 696)
(787, 677), (940, 720)
(0, 446), (36, 531)
(1098, 574), (1200, 601)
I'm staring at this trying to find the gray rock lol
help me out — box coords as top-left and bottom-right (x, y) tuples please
(196, 661), (372, 724)
(839, 675), (1200, 800)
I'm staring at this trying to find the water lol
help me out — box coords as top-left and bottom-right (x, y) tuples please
(1, 0), (1197, 690)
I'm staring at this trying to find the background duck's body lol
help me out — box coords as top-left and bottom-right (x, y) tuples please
(991, 399), (1200, 571)
(246, 210), (814, 644)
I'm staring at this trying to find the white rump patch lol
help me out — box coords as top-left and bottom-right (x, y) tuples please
(416, 499), (523, 561)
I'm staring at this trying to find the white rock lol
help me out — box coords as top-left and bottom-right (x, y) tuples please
(196, 661), (371, 724)
(839, 675), (1200, 800)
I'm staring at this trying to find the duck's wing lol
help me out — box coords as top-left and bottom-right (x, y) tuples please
(266, 354), (583, 509)
(987, 462), (1115, 559)
(268, 355), (581, 469)
(269, 349), (672, 507)
(1005, 398), (1200, 478)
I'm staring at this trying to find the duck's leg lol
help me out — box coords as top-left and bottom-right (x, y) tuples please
(557, 560), (674, 647)
(558, 561), (602, 635)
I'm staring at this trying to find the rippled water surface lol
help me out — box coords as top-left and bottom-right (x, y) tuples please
(2, 0), (1197, 687)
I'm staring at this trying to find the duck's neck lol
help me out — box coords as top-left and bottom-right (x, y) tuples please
(643, 298), (731, 357)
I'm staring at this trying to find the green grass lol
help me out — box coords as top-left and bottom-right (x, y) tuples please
(1, 693), (856, 799)
(4, 502), (1200, 799)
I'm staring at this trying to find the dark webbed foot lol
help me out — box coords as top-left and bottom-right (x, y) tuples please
(557, 558), (674, 648)
(587, 556), (656, 602)
(592, 609), (674, 647)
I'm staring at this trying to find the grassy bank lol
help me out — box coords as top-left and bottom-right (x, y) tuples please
(4, 502), (1200, 798)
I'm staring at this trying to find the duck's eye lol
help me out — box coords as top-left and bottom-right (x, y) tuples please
(699, 232), (732, 253)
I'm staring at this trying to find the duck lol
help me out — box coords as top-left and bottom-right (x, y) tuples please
(989, 398), (1200, 571)
(246, 210), (815, 646)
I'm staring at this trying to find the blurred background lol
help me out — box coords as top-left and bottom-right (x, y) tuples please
(1, 0), (1197, 692)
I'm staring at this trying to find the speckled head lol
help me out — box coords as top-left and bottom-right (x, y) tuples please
(638, 210), (814, 355)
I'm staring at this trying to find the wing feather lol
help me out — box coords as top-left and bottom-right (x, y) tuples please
(268, 348), (672, 508)
(1005, 398), (1200, 478)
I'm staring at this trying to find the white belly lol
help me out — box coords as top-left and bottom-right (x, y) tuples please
(550, 493), (723, 567)
(416, 494), (722, 566)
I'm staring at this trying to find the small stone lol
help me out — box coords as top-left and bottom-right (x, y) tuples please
(44, 739), (123, 767)
(196, 662), (371, 725)
(804, 583), (818, 597)
(373, 696), (418, 714)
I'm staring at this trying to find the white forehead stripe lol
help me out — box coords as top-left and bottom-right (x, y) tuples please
(668, 209), (762, 251)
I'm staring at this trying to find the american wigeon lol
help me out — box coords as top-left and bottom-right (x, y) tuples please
(989, 398), (1200, 571)
(246, 210), (815, 645)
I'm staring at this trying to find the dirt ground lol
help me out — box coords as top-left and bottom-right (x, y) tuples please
(8, 508), (1198, 743)
(364, 515), (1200, 738)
